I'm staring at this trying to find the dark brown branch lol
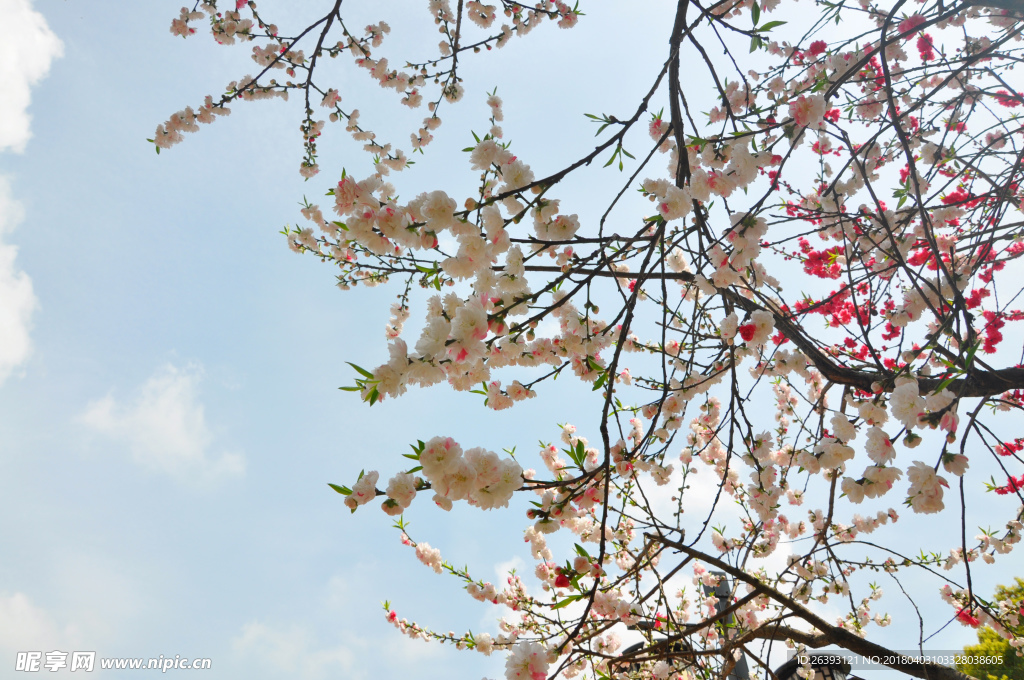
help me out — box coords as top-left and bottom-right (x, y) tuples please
(650, 536), (976, 680)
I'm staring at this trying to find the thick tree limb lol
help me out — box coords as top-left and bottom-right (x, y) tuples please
(523, 264), (1024, 397)
(650, 535), (976, 680)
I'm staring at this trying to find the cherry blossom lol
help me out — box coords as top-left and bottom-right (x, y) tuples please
(159, 1), (1024, 679)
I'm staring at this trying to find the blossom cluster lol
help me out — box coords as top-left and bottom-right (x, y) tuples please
(161, 0), (1024, 678)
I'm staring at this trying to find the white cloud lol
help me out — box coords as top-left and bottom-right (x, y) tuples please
(79, 364), (245, 485)
(0, 177), (36, 386)
(0, 0), (61, 385)
(0, 0), (63, 153)
(232, 621), (358, 680)
(494, 556), (525, 582)
(0, 592), (80, 652)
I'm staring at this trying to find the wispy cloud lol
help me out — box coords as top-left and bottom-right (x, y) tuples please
(79, 364), (245, 485)
(0, 179), (36, 386)
(0, 592), (80, 653)
(232, 621), (358, 680)
(0, 0), (63, 153)
(0, 0), (62, 386)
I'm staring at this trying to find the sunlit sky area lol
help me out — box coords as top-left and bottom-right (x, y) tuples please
(0, 1), (1017, 679)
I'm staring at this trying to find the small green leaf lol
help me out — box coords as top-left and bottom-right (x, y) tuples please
(551, 594), (584, 609)
(328, 483), (352, 495)
(347, 362), (375, 379)
(964, 341), (981, 369)
(751, 1), (760, 25)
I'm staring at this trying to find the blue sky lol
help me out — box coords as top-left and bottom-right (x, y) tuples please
(0, 3), (660, 677)
(0, 1), (1019, 679)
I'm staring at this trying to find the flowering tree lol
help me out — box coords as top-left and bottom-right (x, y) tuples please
(156, 1), (1024, 679)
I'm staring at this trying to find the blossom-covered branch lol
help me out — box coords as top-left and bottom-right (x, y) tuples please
(159, 0), (1024, 679)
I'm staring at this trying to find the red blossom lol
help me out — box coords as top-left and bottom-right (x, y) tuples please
(964, 289), (990, 309)
(995, 438), (1024, 457)
(917, 33), (936, 61)
(899, 14), (927, 34)
(808, 40), (827, 56)
(994, 475), (1024, 495)
(995, 90), (1022, 107)
(982, 310), (1006, 353)
(802, 246), (844, 279)
(957, 608), (981, 627)
(941, 188), (980, 208)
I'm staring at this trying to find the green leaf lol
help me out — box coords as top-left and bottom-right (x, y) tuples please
(751, 1), (760, 25)
(551, 594), (584, 609)
(328, 483), (352, 495)
(757, 20), (787, 31)
(347, 362), (375, 379)
(964, 341), (981, 369)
